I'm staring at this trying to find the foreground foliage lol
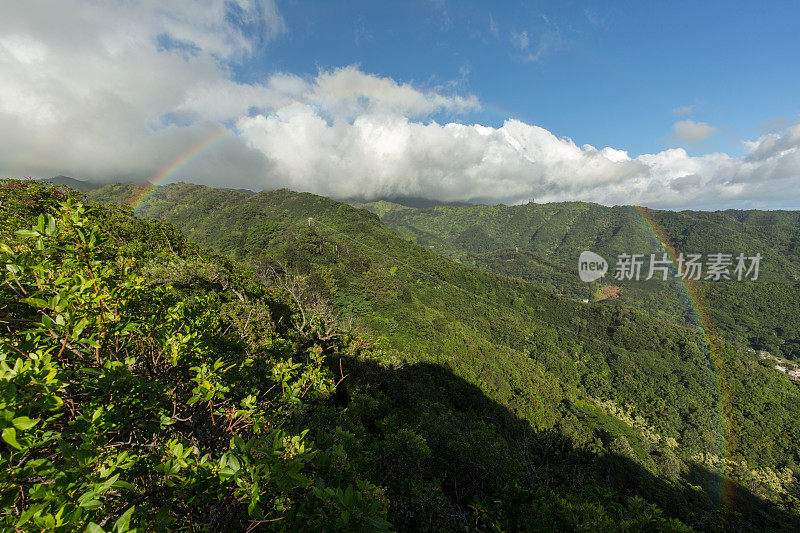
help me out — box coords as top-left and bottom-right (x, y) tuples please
(0, 185), (389, 530)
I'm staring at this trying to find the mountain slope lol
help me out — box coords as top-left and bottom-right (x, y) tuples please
(354, 199), (800, 360)
(4, 178), (743, 531)
(82, 181), (800, 529)
(39, 175), (107, 192)
(8, 179), (733, 530)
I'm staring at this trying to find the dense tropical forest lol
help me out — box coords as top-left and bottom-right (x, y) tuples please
(353, 199), (800, 361)
(1, 179), (799, 530)
(85, 180), (800, 528)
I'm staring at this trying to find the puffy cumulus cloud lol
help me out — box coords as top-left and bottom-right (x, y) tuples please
(303, 66), (479, 120)
(1, 1), (800, 210)
(172, 65), (480, 124)
(743, 122), (800, 162)
(0, 0), (284, 187)
(236, 106), (800, 208)
(671, 119), (718, 144)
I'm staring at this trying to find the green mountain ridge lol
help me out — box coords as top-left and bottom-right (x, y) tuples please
(352, 199), (800, 360)
(76, 181), (800, 528)
(4, 177), (761, 531)
(5, 179), (800, 529)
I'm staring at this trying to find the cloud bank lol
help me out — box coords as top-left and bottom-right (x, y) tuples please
(1, 1), (800, 209)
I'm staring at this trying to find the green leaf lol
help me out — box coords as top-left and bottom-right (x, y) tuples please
(12, 416), (39, 430)
(21, 297), (48, 308)
(112, 479), (136, 491)
(15, 502), (46, 528)
(86, 522), (107, 533)
(74, 317), (90, 337)
(113, 505), (135, 532)
(81, 499), (103, 510)
(98, 473), (121, 492)
(2, 427), (22, 450)
(46, 215), (57, 236)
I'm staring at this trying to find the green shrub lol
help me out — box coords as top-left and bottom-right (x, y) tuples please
(0, 198), (389, 531)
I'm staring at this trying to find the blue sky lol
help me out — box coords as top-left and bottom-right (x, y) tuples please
(2, 0), (800, 209)
(258, 0), (799, 157)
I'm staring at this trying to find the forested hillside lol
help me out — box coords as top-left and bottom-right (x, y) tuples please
(2, 179), (719, 531)
(353, 200), (800, 360)
(80, 181), (800, 529)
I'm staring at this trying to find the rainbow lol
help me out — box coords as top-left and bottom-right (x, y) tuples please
(128, 89), (520, 212)
(127, 126), (235, 212)
(633, 205), (734, 507)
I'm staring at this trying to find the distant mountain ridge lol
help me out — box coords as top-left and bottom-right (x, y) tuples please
(40, 176), (256, 195)
(83, 180), (800, 357)
(343, 195), (475, 208)
(39, 175), (106, 192)
(354, 198), (800, 359)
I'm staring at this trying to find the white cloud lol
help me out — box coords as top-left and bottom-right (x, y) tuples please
(672, 105), (695, 116)
(488, 15), (499, 38)
(671, 119), (718, 144)
(234, 102), (800, 208)
(0, 0), (285, 187)
(1, 1), (799, 210)
(512, 31), (530, 50)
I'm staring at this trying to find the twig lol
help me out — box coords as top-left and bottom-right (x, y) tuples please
(162, 229), (179, 259)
